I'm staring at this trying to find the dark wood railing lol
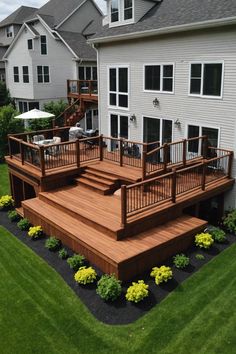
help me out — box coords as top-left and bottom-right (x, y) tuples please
(121, 149), (233, 226)
(67, 80), (98, 97)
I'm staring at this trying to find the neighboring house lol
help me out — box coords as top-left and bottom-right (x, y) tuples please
(0, 6), (37, 82)
(3, 0), (103, 130)
(89, 0), (236, 209)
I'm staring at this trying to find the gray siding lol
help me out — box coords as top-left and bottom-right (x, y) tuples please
(98, 27), (236, 208)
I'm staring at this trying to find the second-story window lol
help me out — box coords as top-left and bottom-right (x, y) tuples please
(78, 66), (97, 80)
(22, 66), (29, 83)
(109, 66), (128, 108)
(144, 64), (174, 93)
(124, 0), (133, 20)
(189, 62), (223, 97)
(28, 39), (33, 50)
(6, 25), (13, 38)
(37, 66), (50, 83)
(40, 35), (47, 55)
(111, 0), (119, 22)
(13, 67), (19, 82)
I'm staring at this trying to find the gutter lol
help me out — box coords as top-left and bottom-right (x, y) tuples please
(88, 16), (236, 44)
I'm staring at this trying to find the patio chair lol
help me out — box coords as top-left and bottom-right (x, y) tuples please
(49, 136), (61, 156)
(32, 134), (45, 143)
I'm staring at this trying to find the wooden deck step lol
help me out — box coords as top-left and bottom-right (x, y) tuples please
(21, 197), (207, 281)
(75, 177), (113, 195)
(85, 167), (119, 182)
(76, 173), (116, 187)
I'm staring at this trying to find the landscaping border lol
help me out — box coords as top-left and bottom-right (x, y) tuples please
(0, 210), (235, 325)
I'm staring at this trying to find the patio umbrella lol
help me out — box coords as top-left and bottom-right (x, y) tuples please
(15, 109), (55, 128)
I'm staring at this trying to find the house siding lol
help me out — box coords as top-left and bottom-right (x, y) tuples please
(98, 27), (236, 208)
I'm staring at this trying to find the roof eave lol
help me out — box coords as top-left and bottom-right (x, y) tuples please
(89, 16), (236, 44)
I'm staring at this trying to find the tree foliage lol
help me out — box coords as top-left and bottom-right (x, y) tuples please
(0, 82), (12, 107)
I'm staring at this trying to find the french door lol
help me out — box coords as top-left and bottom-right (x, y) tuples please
(143, 116), (172, 148)
(110, 114), (129, 150)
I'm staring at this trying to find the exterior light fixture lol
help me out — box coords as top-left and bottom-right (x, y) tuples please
(130, 114), (136, 122)
(174, 119), (181, 128)
(153, 98), (159, 108)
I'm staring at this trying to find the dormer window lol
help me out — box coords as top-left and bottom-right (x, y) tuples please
(110, 0), (133, 25)
(6, 25), (13, 38)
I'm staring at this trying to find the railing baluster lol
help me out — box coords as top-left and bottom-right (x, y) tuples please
(120, 138), (123, 167)
(171, 169), (177, 203)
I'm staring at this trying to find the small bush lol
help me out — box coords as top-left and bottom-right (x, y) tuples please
(28, 226), (43, 240)
(45, 237), (61, 251)
(67, 254), (85, 271)
(0, 195), (14, 210)
(126, 280), (149, 303)
(58, 248), (68, 260)
(173, 254), (190, 269)
(223, 209), (236, 234)
(195, 254), (205, 260)
(96, 274), (122, 301)
(209, 227), (226, 243)
(7, 210), (20, 222)
(195, 233), (214, 249)
(74, 266), (97, 285)
(150, 266), (173, 285)
(17, 218), (31, 231)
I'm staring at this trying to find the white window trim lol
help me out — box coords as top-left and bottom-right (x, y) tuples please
(6, 25), (14, 38)
(85, 109), (99, 130)
(40, 35), (48, 56)
(28, 39), (34, 51)
(108, 64), (130, 111)
(36, 65), (51, 84)
(22, 66), (30, 83)
(143, 63), (175, 94)
(141, 115), (174, 145)
(188, 61), (224, 100)
(108, 111), (130, 140)
(185, 123), (221, 152)
(78, 65), (97, 81)
(109, 0), (134, 27)
(13, 66), (20, 83)
(18, 101), (40, 113)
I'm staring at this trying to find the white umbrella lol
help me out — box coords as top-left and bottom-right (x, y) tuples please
(15, 109), (55, 128)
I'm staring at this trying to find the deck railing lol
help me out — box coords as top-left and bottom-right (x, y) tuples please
(121, 149), (233, 226)
(67, 80), (98, 97)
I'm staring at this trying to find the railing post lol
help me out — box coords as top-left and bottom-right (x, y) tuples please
(171, 169), (177, 203)
(89, 81), (92, 96)
(227, 152), (233, 178)
(120, 138), (124, 167)
(142, 144), (147, 180)
(8, 136), (12, 158)
(20, 140), (24, 165)
(163, 143), (168, 171)
(201, 162), (206, 191)
(121, 185), (127, 227)
(99, 135), (104, 161)
(76, 139), (80, 168)
(202, 136), (208, 159)
(182, 139), (187, 167)
(39, 146), (45, 177)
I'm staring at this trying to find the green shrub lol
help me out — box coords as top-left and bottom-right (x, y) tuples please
(67, 254), (85, 271)
(28, 226), (43, 240)
(7, 210), (20, 222)
(17, 218), (31, 231)
(74, 266), (97, 285)
(96, 274), (122, 301)
(173, 254), (190, 269)
(195, 254), (205, 260)
(45, 237), (61, 251)
(58, 248), (68, 260)
(209, 227), (226, 243)
(126, 280), (149, 303)
(223, 209), (236, 234)
(195, 233), (214, 249)
(150, 266), (173, 285)
(0, 195), (14, 210)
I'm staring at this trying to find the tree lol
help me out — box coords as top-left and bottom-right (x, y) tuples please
(0, 82), (12, 107)
(0, 105), (24, 161)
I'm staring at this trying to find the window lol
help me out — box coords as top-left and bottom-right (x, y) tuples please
(111, 0), (119, 22)
(110, 0), (133, 24)
(6, 25), (13, 38)
(187, 124), (219, 153)
(13, 67), (19, 83)
(40, 35), (47, 55)
(22, 66), (29, 83)
(37, 66), (50, 83)
(144, 64), (174, 93)
(78, 66), (97, 80)
(19, 101), (39, 113)
(109, 66), (128, 108)
(143, 117), (173, 146)
(190, 62), (223, 97)
(124, 0), (133, 20)
(28, 39), (33, 50)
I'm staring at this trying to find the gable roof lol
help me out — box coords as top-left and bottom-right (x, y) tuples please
(57, 30), (96, 59)
(90, 0), (236, 43)
(0, 6), (38, 28)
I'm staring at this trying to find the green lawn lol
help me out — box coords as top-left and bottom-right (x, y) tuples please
(0, 163), (10, 196)
(0, 225), (236, 354)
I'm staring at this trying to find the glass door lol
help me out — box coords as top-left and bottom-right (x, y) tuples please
(110, 114), (129, 150)
(143, 116), (173, 150)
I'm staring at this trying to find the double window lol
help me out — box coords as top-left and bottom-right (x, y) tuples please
(109, 66), (129, 109)
(13, 67), (19, 83)
(19, 101), (39, 113)
(22, 66), (29, 83)
(189, 62), (223, 97)
(37, 66), (50, 83)
(187, 124), (219, 154)
(78, 66), (97, 81)
(40, 35), (47, 55)
(110, 0), (133, 24)
(144, 64), (174, 93)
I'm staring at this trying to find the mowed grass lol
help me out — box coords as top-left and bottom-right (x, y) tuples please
(1, 226), (236, 354)
(0, 163), (10, 196)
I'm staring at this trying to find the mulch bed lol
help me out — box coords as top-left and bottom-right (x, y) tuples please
(0, 210), (235, 325)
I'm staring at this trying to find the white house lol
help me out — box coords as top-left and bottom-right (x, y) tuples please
(89, 0), (236, 210)
(3, 0), (103, 130)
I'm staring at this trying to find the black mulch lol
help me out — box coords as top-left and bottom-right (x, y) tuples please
(0, 210), (235, 325)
